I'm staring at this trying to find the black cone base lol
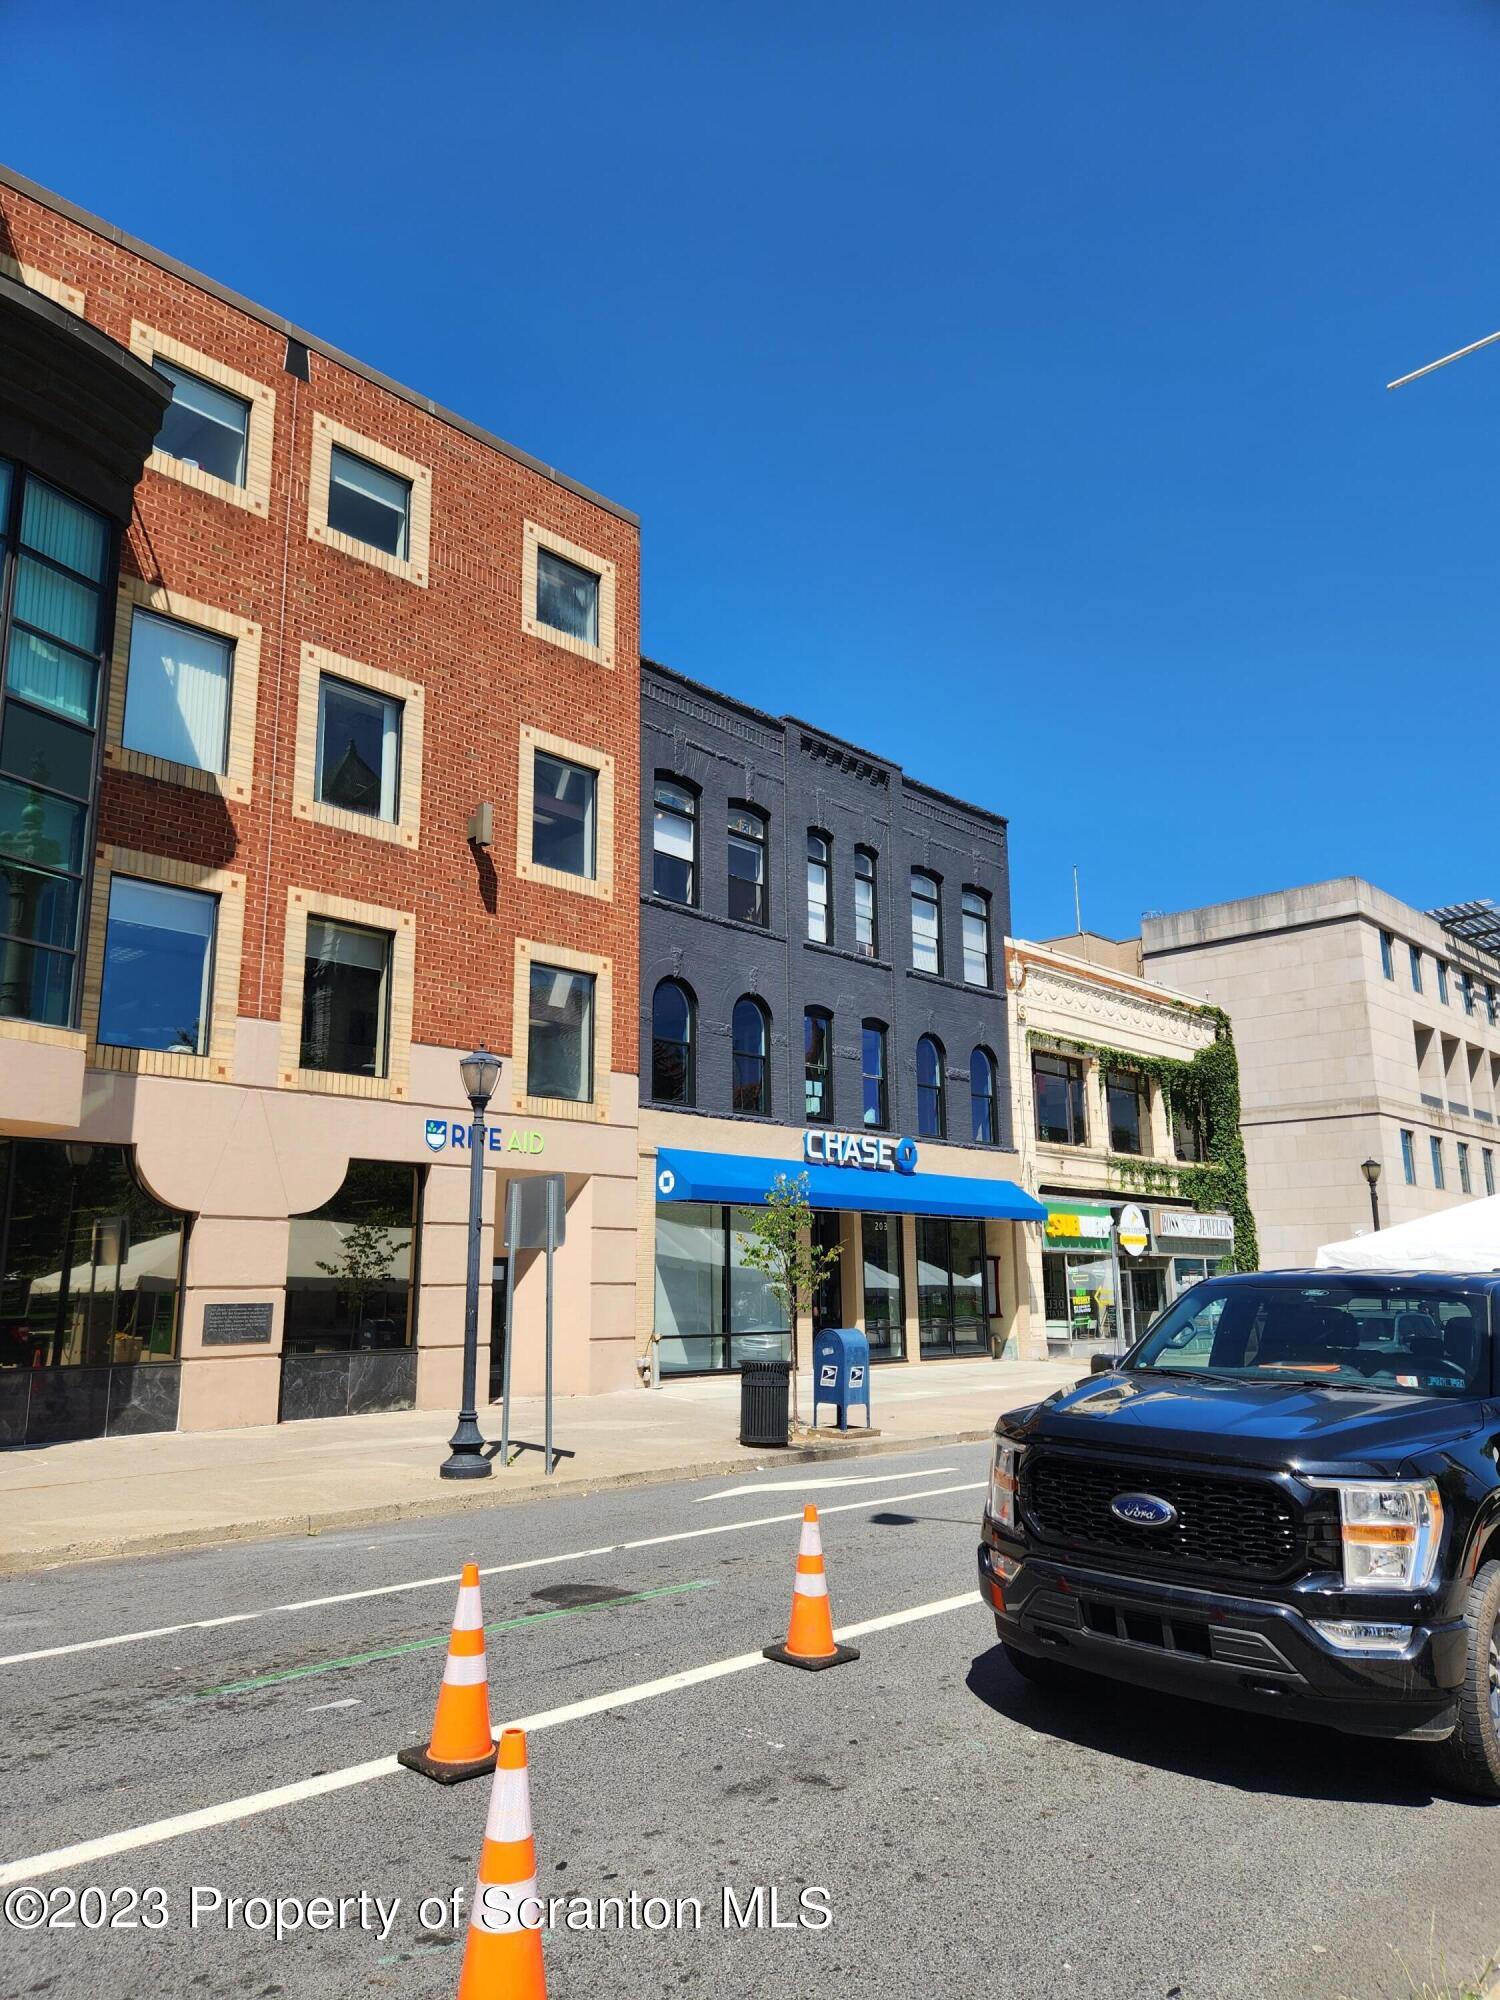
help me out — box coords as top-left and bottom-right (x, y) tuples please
(397, 1741), (498, 1784)
(762, 1641), (860, 1672)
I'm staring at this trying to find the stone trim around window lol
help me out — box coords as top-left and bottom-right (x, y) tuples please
(277, 887), (415, 1101)
(521, 520), (617, 669)
(307, 415), (432, 587)
(128, 323), (275, 517)
(82, 847), (246, 1081)
(514, 724), (615, 902)
(0, 253), (84, 315)
(104, 579), (261, 802)
(291, 644), (424, 849)
(509, 937), (613, 1123)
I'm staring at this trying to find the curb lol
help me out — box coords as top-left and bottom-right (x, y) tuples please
(2, 1426), (996, 1577)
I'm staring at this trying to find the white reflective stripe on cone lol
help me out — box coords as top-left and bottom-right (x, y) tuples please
(795, 1572), (829, 1598)
(797, 1522), (823, 1559)
(483, 1767), (534, 1843)
(470, 1875), (542, 1934)
(443, 1653), (489, 1686)
(454, 1585), (483, 1628)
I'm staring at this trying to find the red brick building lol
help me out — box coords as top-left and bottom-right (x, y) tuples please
(0, 165), (641, 1442)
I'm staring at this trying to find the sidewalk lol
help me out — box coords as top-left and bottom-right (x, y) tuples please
(0, 1357), (1078, 1572)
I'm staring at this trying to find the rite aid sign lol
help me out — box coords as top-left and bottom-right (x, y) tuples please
(803, 1130), (919, 1173)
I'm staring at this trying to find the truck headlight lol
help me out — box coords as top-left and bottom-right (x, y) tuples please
(988, 1439), (1025, 1532)
(1315, 1479), (1443, 1593)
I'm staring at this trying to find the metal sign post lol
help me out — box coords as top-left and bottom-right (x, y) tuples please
(498, 1173), (572, 1475)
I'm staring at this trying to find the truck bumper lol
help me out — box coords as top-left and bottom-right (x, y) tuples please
(976, 1540), (1466, 1741)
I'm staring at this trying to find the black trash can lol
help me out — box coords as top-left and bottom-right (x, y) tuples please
(739, 1359), (792, 1447)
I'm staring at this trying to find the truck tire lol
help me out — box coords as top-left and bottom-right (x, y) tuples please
(1002, 1641), (1083, 1691)
(1433, 1558), (1500, 1800)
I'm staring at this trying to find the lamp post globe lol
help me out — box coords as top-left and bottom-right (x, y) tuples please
(441, 1045), (499, 1480)
(1360, 1156), (1382, 1234)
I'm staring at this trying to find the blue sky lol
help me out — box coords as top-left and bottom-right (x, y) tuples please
(8, 1), (1500, 939)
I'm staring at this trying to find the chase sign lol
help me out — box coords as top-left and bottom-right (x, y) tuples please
(803, 1130), (918, 1174)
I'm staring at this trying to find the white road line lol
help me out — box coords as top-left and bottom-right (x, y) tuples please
(306, 1698), (361, 1712)
(695, 1465), (956, 1502)
(0, 1480), (983, 1669)
(0, 1591), (981, 1885)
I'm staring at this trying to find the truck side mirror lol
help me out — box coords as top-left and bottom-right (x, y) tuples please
(1090, 1352), (1117, 1375)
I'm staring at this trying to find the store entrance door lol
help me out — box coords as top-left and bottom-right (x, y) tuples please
(1124, 1264), (1165, 1345)
(488, 1258), (508, 1402)
(811, 1211), (844, 1331)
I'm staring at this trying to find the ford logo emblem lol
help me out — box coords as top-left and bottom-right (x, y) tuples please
(1110, 1492), (1177, 1528)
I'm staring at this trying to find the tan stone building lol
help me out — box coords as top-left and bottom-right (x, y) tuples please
(1141, 878), (1500, 1270)
(1008, 939), (1234, 1356)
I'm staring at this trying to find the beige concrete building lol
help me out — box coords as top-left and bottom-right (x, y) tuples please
(1007, 939), (1234, 1355)
(1141, 879), (1500, 1269)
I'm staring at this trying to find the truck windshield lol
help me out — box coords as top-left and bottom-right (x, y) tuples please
(1130, 1278), (1489, 1397)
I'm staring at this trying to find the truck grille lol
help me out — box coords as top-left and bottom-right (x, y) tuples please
(1022, 1451), (1303, 1581)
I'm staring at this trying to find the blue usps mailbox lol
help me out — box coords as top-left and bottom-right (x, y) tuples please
(812, 1327), (871, 1431)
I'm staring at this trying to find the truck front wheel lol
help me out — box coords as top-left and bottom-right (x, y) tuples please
(1433, 1558), (1500, 1800)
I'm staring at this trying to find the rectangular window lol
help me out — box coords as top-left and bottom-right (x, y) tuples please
(862, 1022), (888, 1129)
(727, 808), (767, 926)
(1409, 944), (1423, 993)
(1459, 1141), (1473, 1195)
(1173, 1104), (1207, 1162)
(535, 547), (599, 646)
(153, 358), (249, 487)
(1460, 970), (1476, 1016)
(1437, 960), (1450, 1005)
(911, 871), (941, 974)
(1431, 1135), (1446, 1190)
(527, 962), (595, 1102)
(653, 1202), (791, 1376)
(961, 888), (991, 986)
(300, 917), (391, 1077)
(327, 445), (410, 559)
(653, 780), (696, 903)
(1401, 1129), (1417, 1185)
(316, 673), (400, 821)
(1489, 985), (1499, 1028)
(1106, 1071), (1146, 1155)
(807, 832), (830, 943)
(916, 1215), (988, 1357)
(861, 1212), (905, 1360)
(1034, 1052), (1087, 1147)
(1379, 930), (1394, 980)
(854, 848), (877, 957)
(123, 608), (232, 774)
(97, 877), (216, 1054)
(531, 750), (597, 878)
(1486, 1149), (1496, 1198)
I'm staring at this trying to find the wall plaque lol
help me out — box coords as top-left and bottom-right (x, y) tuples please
(202, 1302), (274, 1346)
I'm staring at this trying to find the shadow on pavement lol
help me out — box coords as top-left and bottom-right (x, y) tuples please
(964, 1641), (1490, 1810)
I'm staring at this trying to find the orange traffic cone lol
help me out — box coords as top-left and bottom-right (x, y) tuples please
(398, 1563), (498, 1783)
(763, 1504), (859, 1671)
(456, 1727), (547, 1999)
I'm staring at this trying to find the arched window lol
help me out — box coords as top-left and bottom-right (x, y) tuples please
(732, 996), (770, 1114)
(916, 1034), (946, 1139)
(727, 804), (768, 927)
(807, 831), (831, 943)
(961, 888), (991, 986)
(804, 1006), (833, 1122)
(651, 979), (695, 1105)
(970, 1045), (998, 1145)
(911, 870), (942, 974)
(861, 1019), (888, 1129)
(854, 846), (878, 958)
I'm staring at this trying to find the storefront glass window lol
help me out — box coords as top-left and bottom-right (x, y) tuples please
(0, 1140), (184, 1370)
(283, 1160), (418, 1355)
(1043, 1250), (1117, 1344)
(861, 1212), (905, 1359)
(654, 1202), (790, 1375)
(916, 1215), (987, 1356)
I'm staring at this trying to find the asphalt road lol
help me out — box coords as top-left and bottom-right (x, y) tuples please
(0, 1440), (1494, 2000)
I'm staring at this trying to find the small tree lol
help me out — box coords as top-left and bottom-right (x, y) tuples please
(739, 1173), (841, 1430)
(317, 1220), (399, 1334)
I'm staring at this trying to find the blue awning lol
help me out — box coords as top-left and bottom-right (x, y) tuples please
(653, 1148), (1047, 1222)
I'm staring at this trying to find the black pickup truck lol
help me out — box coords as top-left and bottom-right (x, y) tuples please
(977, 1270), (1500, 1795)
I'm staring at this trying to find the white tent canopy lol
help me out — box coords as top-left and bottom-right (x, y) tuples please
(1316, 1197), (1500, 1274)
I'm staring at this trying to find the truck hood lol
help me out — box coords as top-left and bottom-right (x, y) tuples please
(1011, 1369), (1486, 1474)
